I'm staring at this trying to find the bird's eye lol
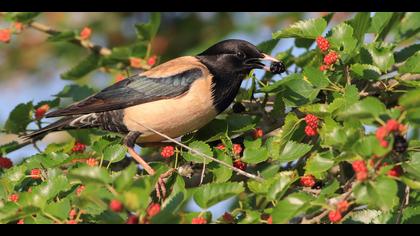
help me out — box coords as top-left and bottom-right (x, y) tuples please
(237, 51), (246, 59)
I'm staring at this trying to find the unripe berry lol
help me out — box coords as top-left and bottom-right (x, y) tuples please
(0, 29), (11, 43)
(126, 215), (139, 224)
(147, 55), (157, 66)
(215, 144), (225, 151)
(86, 158), (98, 167)
(130, 57), (143, 68)
(9, 193), (19, 202)
(385, 119), (400, 132)
(76, 185), (85, 196)
(388, 165), (403, 177)
(337, 201), (349, 213)
(319, 64), (329, 71)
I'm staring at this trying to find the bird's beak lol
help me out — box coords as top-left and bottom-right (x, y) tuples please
(244, 53), (281, 72)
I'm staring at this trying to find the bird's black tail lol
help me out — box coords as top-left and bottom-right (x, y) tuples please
(21, 116), (77, 142)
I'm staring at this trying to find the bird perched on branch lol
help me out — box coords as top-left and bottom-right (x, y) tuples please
(24, 39), (284, 198)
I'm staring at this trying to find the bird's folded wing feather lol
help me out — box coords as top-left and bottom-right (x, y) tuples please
(46, 59), (205, 117)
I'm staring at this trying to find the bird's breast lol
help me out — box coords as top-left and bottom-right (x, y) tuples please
(123, 75), (218, 143)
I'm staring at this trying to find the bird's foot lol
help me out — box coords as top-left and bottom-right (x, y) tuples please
(155, 168), (175, 201)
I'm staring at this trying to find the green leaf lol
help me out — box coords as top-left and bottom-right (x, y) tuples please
(193, 182), (244, 209)
(394, 43), (420, 63)
(396, 12), (420, 42)
(257, 39), (279, 53)
(183, 141), (213, 164)
(369, 12), (403, 41)
(303, 66), (329, 89)
(328, 23), (358, 60)
(269, 113), (301, 159)
(267, 171), (298, 201)
(353, 177), (399, 212)
(0, 141), (25, 154)
(242, 147), (268, 164)
(305, 151), (335, 179)
(365, 42), (395, 73)
(299, 103), (330, 118)
(348, 12), (371, 45)
(122, 179), (153, 211)
(68, 166), (112, 184)
(402, 152), (420, 179)
(22, 175), (70, 208)
(247, 176), (278, 195)
(399, 89), (420, 110)
(44, 199), (71, 220)
(271, 192), (313, 223)
(47, 31), (77, 42)
(61, 53), (101, 80)
(350, 63), (381, 80)
(273, 17), (327, 39)
(227, 114), (255, 133)
(4, 102), (33, 134)
(353, 135), (391, 157)
(337, 97), (386, 120)
(135, 12), (161, 41)
(192, 119), (228, 142)
(55, 84), (96, 102)
(6, 12), (40, 23)
(151, 191), (184, 224)
(114, 163), (137, 192)
(209, 151), (232, 183)
(399, 52), (420, 74)
(103, 144), (127, 164)
(276, 141), (312, 164)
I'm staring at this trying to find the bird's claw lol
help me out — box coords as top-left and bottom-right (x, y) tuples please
(155, 169), (175, 201)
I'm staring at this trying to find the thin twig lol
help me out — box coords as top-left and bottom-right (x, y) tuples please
(396, 186), (410, 224)
(128, 118), (263, 181)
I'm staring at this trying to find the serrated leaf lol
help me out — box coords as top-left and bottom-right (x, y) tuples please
(365, 42), (395, 73)
(350, 63), (381, 80)
(396, 12), (420, 42)
(399, 89), (420, 110)
(114, 163), (137, 192)
(44, 198), (71, 220)
(303, 66), (329, 89)
(55, 84), (96, 102)
(6, 12), (40, 23)
(348, 12), (371, 45)
(193, 182), (244, 209)
(68, 166), (112, 184)
(276, 141), (312, 164)
(399, 52), (420, 74)
(337, 97), (386, 120)
(242, 147), (268, 164)
(267, 171), (298, 201)
(135, 12), (161, 41)
(328, 23), (358, 60)
(271, 192), (313, 223)
(299, 103), (330, 118)
(209, 151), (232, 183)
(273, 18), (327, 39)
(353, 177), (399, 212)
(47, 31), (77, 42)
(257, 39), (279, 53)
(353, 135), (392, 157)
(61, 53), (101, 80)
(4, 102), (33, 134)
(103, 144), (127, 164)
(394, 43), (420, 63)
(183, 141), (213, 164)
(305, 151), (334, 179)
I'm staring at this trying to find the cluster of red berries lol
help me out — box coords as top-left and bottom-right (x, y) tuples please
(191, 217), (207, 224)
(376, 119), (408, 152)
(304, 114), (319, 137)
(0, 22), (24, 44)
(147, 203), (161, 217)
(86, 158), (98, 167)
(161, 146), (175, 159)
(72, 141), (86, 153)
(9, 193), (19, 203)
(328, 200), (350, 223)
(253, 128), (264, 139)
(0, 156), (13, 169)
(300, 175), (316, 187)
(76, 185), (85, 196)
(35, 104), (50, 120)
(316, 36), (339, 71)
(232, 144), (243, 155)
(80, 27), (92, 41)
(352, 160), (368, 181)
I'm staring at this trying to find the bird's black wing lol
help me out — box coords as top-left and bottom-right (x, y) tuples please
(46, 68), (204, 117)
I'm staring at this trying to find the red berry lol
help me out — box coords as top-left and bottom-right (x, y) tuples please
(76, 185), (85, 196)
(72, 141), (86, 153)
(147, 203), (161, 217)
(17, 219), (24, 224)
(232, 144), (243, 155)
(328, 210), (342, 223)
(130, 57), (143, 69)
(267, 216), (273, 224)
(0, 29), (11, 43)
(385, 119), (400, 133)
(304, 114), (319, 128)
(126, 215), (139, 224)
(337, 201), (349, 213)
(80, 27), (92, 40)
(13, 22), (23, 32)
(316, 36), (330, 52)
(69, 209), (77, 220)
(253, 128), (264, 139)
(222, 212), (234, 223)
(147, 55), (157, 66)
(0, 157), (13, 169)
(323, 51), (339, 66)
(300, 175), (316, 187)
(376, 126), (388, 141)
(352, 160), (367, 172)
(233, 159), (247, 171)
(191, 217), (207, 224)
(304, 125), (317, 137)
(388, 165), (403, 177)
(109, 199), (124, 212)
(30, 168), (42, 179)
(35, 104), (50, 120)
(319, 64), (329, 71)
(356, 171), (368, 181)
(161, 146), (175, 159)
(215, 144), (225, 150)
(67, 220), (77, 224)
(86, 158), (98, 167)
(9, 193), (19, 202)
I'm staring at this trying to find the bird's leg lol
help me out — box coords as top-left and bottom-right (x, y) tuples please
(124, 132), (174, 200)
(124, 132), (155, 175)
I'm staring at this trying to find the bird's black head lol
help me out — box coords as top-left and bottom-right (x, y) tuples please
(196, 39), (280, 113)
